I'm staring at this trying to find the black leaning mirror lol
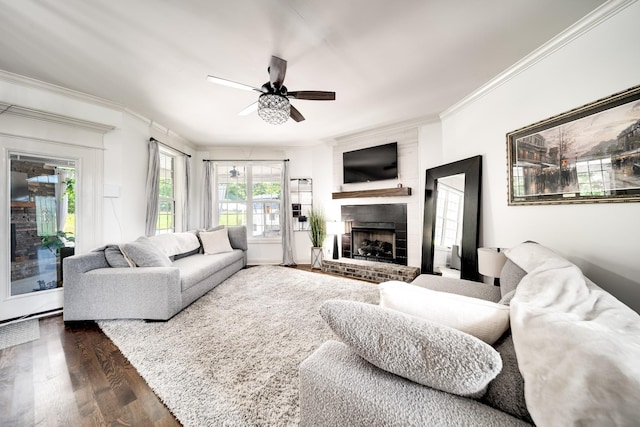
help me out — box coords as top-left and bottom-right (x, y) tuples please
(421, 155), (482, 281)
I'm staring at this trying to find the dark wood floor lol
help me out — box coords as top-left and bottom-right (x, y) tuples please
(0, 316), (180, 427)
(0, 265), (358, 426)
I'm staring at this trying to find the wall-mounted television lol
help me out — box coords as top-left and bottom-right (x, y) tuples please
(343, 142), (398, 184)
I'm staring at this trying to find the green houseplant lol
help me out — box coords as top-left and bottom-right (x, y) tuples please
(41, 231), (75, 285)
(308, 207), (326, 269)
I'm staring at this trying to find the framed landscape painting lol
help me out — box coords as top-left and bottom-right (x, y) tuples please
(507, 85), (640, 205)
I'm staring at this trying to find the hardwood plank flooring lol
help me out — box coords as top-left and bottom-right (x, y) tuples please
(0, 316), (180, 427)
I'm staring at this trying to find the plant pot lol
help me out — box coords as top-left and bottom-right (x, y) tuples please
(311, 247), (323, 270)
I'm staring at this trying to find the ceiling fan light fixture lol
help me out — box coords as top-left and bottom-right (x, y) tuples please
(257, 93), (290, 125)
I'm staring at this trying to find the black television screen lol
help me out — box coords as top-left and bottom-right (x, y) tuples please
(343, 142), (398, 184)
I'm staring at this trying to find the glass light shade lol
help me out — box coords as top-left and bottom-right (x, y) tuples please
(477, 248), (507, 278)
(257, 94), (290, 125)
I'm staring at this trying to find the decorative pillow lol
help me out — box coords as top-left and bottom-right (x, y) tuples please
(319, 300), (502, 398)
(104, 245), (132, 268)
(148, 232), (201, 257)
(199, 228), (234, 255)
(499, 259), (527, 299)
(121, 236), (172, 267)
(379, 281), (510, 344)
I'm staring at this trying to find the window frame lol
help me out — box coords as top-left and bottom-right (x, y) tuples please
(156, 150), (176, 235)
(213, 162), (282, 240)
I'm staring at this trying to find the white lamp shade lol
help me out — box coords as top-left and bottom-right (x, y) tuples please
(477, 248), (507, 278)
(326, 221), (345, 235)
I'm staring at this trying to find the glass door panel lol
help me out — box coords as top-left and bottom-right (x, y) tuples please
(10, 154), (76, 296)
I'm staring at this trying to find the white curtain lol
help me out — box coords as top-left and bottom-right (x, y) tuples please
(55, 168), (70, 232)
(280, 160), (296, 266)
(145, 140), (160, 236)
(183, 155), (191, 231)
(202, 161), (214, 229)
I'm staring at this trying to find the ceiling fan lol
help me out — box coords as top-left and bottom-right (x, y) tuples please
(206, 56), (335, 125)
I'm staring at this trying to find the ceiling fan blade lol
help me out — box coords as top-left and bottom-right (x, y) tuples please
(238, 101), (258, 116)
(268, 56), (287, 89)
(207, 75), (261, 92)
(290, 104), (305, 122)
(288, 91), (335, 101)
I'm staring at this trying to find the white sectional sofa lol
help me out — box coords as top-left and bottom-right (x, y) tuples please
(300, 242), (640, 426)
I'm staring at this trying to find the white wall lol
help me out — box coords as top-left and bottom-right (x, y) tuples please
(102, 113), (150, 242)
(439, 1), (640, 311)
(330, 120), (424, 267)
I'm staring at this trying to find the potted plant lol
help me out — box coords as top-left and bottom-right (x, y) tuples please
(308, 207), (326, 269)
(41, 231), (75, 285)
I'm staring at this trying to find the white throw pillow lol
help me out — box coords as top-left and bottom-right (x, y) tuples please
(199, 228), (234, 255)
(379, 281), (510, 344)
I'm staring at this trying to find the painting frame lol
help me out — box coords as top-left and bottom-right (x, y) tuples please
(507, 85), (640, 205)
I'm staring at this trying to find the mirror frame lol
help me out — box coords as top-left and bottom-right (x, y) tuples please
(421, 155), (482, 281)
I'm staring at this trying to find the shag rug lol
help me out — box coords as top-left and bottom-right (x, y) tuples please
(0, 318), (40, 351)
(97, 265), (379, 426)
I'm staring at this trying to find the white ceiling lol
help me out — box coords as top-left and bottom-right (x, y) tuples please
(0, 0), (607, 147)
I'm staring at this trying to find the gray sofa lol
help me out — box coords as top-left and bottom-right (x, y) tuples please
(63, 226), (247, 321)
(300, 242), (640, 426)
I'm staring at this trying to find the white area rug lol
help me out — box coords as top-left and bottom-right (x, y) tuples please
(0, 318), (40, 350)
(98, 265), (379, 426)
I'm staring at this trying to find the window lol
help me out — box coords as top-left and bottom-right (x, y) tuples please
(214, 163), (282, 238)
(434, 184), (464, 248)
(157, 151), (175, 234)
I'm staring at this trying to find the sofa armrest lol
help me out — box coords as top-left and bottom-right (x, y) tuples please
(410, 274), (501, 302)
(63, 266), (182, 321)
(227, 226), (248, 251)
(64, 252), (110, 275)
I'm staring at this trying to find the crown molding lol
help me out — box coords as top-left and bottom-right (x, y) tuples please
(333, 114), (439, 144)
(0, 102), (115, 133)
(0, 70), (124, 111)
(440, 0), (637, 120)
(123, 107), (196, 152)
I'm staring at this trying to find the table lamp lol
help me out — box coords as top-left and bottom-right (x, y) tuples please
(477, 247), (507, 286)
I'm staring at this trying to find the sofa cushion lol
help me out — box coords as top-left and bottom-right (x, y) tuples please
(499, 259), (527, 299)
(121, 236), (172, 267)
(410, 274), (501, 302)
(379, 281), (510, 345)
(173, 250), (245, 291)
(200, 228), (234, 255)
(319, 300), (502, 398)
(481, 334), (533, 423)
(300, 340), (531, 427)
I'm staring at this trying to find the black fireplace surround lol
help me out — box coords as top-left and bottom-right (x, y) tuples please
(341, 204), (407, 266)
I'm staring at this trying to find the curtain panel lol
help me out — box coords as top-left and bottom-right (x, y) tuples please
(202, 161), (214, 229)
(280, 160), (296, 266)
(144, 140), (160, 236)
